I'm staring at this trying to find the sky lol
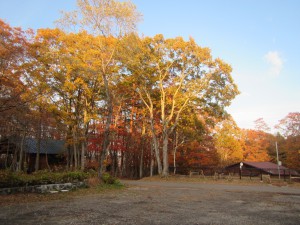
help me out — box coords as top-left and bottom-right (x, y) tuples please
(1, 0), (299, 131)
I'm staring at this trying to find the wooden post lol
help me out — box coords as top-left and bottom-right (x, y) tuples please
(239, 162), (243, 180)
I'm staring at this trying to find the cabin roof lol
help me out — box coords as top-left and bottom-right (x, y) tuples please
(226, 161), (298, 175)
(0, 137), (66, 155)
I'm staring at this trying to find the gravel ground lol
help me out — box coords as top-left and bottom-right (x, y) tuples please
(0, 179), (299, 225)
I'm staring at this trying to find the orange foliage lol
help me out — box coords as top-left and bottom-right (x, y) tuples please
(174, 138), (219, 168)
(242, 130), (271, 162)
(283, 135), (300, 170)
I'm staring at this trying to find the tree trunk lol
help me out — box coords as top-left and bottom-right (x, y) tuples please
(11, 147), (18, 171)
(45, 152), (51, 171)
(18, 132), (26, 172)
(69, 145), (73, 170)
(66, 126), (72, 170)
(81, 141), (85, 171)
(162, 132), (169, 177)
(99, 73), (113, 177)
(173, 149), (176, 175)
(73, 129), (78, 170)
(139, 146), (144, 178)
(139, 123), (146, 178)
(150, 118), (162, 175)
(173, 130), (182, 175)
(5, 140), (9, 169)
(35, 118), (42, 172)
(150, 144), (154, 177)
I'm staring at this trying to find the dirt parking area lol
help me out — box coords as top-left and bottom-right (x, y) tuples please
(0, 179), (300, 225)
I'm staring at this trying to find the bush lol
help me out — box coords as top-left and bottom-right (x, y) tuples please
(0, 170), (27, 188)
(101, 172), (118, 184)
(0, 170), (90, 188)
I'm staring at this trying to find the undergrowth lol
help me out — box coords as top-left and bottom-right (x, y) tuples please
(0, 170), (89, 188)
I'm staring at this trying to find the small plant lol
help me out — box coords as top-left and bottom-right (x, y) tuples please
(101, 172), (117, 184)
(96, 182), (124, 190)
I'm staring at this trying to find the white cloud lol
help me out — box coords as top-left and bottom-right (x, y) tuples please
(263, 51), (283, 76)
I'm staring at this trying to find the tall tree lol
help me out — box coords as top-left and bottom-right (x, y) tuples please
(0, 19), (32, 142)
(214, 118), (243, 166)
(242, 129), (271, 162)
(57, 0), (142, 175)
(0, 20), (30, 114)
(275, 112), (300, 169)
(275, 112), (300, 138)
(0, 20), (34, 171)
(254, 118), (270, 133)
(122, 34), (239, 176)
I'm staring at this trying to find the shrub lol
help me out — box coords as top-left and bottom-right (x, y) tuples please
(101, 172), (118, 184)
(62, 171), (89, 183)
(0, 170), (90, 188)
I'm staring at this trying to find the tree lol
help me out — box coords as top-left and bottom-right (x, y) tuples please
(214, 118), (243, 166)
(122, 34), (239, 176)
(275, 112), (300, 138)
(0, 19), (32, 144)
(0, 20), (33, 171)
(275, 112), (300, 169)
(173, 112), (219, 171)
(242, 129), (271, 162)
(57, 0), (142, 176)
(0, 19), (31, 115)
(27, 28), (116, 170)
(254, 118), (270, 133)
(284, 135), (300, 170)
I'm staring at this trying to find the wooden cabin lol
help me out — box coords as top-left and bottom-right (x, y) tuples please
(225, 161), (299, 177)
(0, 137), (66, 171)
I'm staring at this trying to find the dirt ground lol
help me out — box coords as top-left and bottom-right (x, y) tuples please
(0, 179), (300, 225)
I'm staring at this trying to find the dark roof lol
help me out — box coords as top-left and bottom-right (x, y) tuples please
(0, 137), (66, 155)
(24, 138), (66, 154)
(243, 161), (288, 170)
(226, 161), (299, 176)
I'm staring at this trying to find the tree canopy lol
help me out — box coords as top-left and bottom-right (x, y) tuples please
(0, 0), (299, 175)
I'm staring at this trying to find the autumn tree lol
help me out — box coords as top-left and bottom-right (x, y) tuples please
(0, 20), (30, 111)
(284, 135), (300, 170)
(242, 129), (271, 162)
(0, 20), (34, 171)
(173, 111), (219, 172)
(275, 112), (300, 138)
(254, 118), (270, 133)
(122, 34), (239, 176)
(214, 118), (243, 166)
(27, 28), (116, 170)
(275, 112), (300, 169)
(0, 20), (31, 138)
(57, 0), (142, 175)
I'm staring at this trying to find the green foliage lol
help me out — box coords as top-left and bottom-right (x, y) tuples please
(96, 182), (124, 191)
(0, 170), (90, 188)
(101, 172), (120, 185)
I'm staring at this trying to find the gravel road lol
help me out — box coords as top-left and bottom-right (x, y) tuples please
(0, 179), (299, 225)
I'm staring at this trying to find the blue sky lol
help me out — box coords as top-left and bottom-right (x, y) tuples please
(1, 0), (299, 131)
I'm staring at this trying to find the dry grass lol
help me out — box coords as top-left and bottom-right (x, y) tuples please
(141, 174), (300, 187)
(1, 175), (298, 207)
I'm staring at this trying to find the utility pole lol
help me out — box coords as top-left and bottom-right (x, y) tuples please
(276, 142), (280, 180)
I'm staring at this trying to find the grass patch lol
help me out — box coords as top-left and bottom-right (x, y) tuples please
(141, 175), (300, 187)
(96, 182), (125, 191)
